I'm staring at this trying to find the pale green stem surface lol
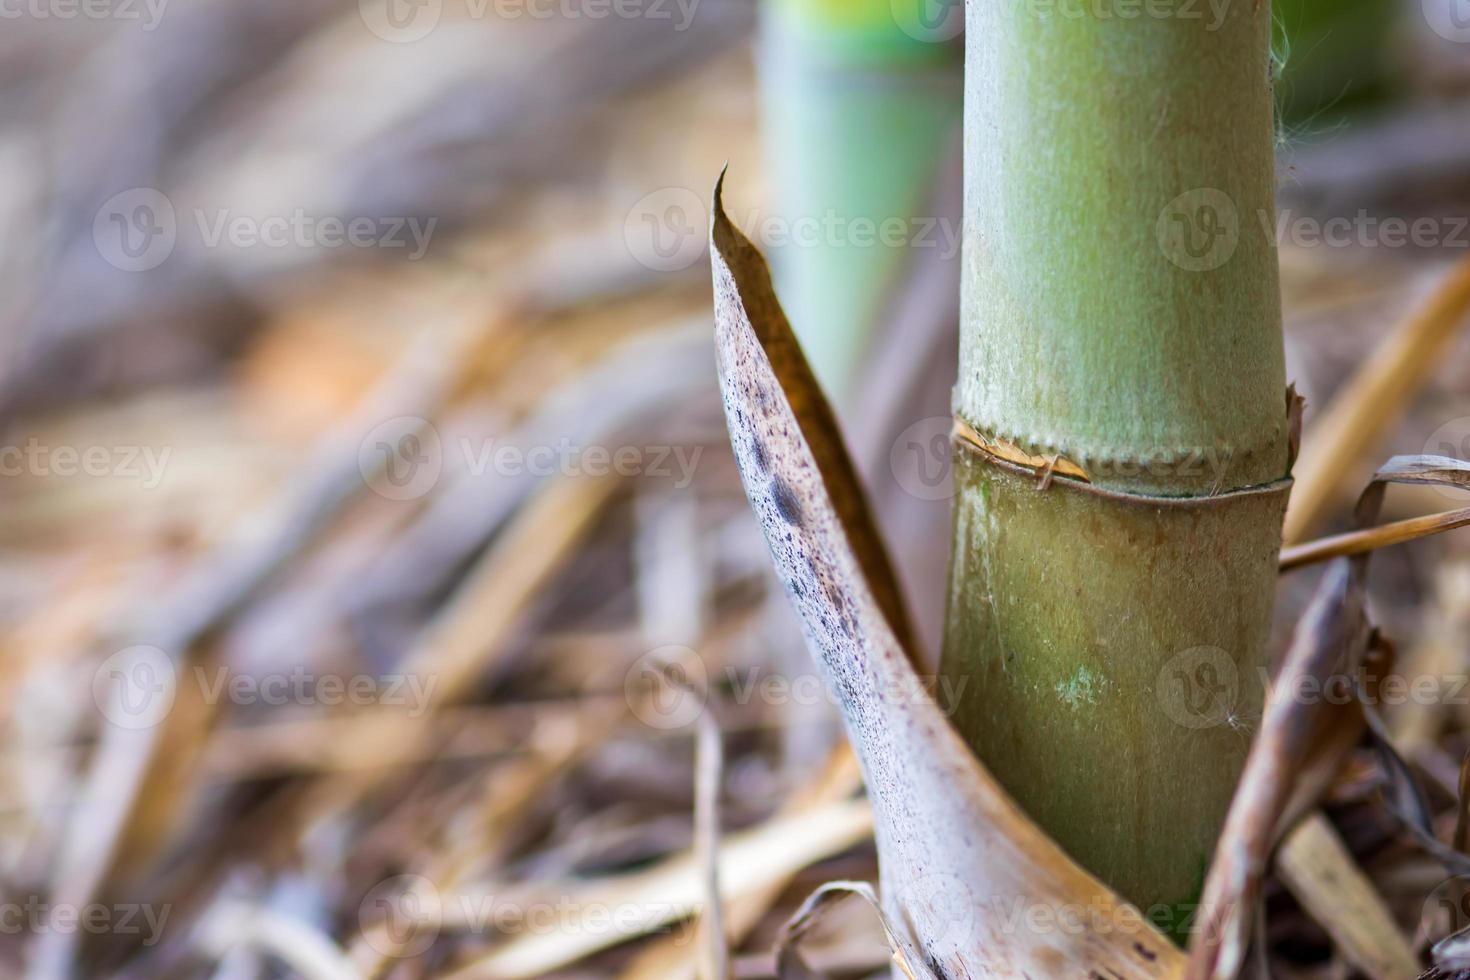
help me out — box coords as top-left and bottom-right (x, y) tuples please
(942, 0), (1293, 922)
(958, 0), (1287, 494)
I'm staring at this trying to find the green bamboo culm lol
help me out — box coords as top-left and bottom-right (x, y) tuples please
(941, 0), (1294, 929)
(759, 0), (961, 399)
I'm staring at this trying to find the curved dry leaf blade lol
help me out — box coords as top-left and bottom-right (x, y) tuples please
(1189, 562), (1367, 980)
(709, 170), (917, 663)
(1360, 695), (1470, 876)
(774, 881), (922, 980)
(1198, 454), (1470, 977)
(1192, 455), (1470, 976)
(1434, 923), (1470, 972)
(710, 172), (1180, 979)
(1351, 456), (1470, 871)
(1354, 455), (1470, 528)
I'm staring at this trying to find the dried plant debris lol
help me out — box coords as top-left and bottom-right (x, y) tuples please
(7, 14), (1470, 980)
(710, 171), (1179, 978)
(1190, 561), (1368, 980)
(774, 880), (921, 979)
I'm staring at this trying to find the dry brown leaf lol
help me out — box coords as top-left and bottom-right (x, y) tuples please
(448, 799), (876, 979)
(774, 881), (921, 980)
(1195, 457), (1470, 977)
(1189, 562), (1371, 980)
(1276, 814), (1423, 980)
(615, 746), (864, 980)
(710, 170), (1180, 979)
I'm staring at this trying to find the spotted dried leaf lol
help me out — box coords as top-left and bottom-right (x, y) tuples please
(710, 171), (1180, 979)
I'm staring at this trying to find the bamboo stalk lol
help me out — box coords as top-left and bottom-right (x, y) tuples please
(942, 2), (1293, 920)
(758, 0), (960, 399)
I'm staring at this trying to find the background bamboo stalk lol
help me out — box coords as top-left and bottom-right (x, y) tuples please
(942, 0), (1293, 918)
(758, 0), (961, 399)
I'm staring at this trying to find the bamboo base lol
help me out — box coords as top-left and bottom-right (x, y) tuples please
(941, 446), (1289, 928)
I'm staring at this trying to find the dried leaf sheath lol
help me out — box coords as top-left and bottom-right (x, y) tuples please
(710, 174), (1181, 978)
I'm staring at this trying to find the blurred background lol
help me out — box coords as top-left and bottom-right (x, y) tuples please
(3, 0), (1470, 977)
